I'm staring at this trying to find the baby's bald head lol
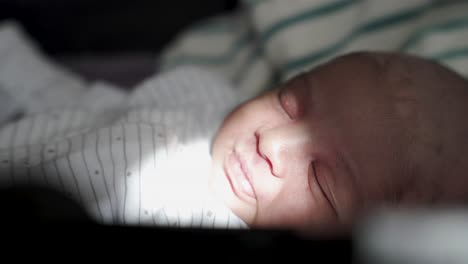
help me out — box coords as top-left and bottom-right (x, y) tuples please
(324, 52), (468, 207)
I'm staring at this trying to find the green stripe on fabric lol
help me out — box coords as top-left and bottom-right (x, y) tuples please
(188, 15), (244, 35)
(401, 17), (468, 51)
(163, 32), (252, 68)
(360, 7), (428, 33)
(243, 0), (268, 8)
(260, 0), (357, 44)
(432, 47), (468, 61)
(164, 0), (357, 70)
(281, 39), (344, 74)
(232, 46), (264, 84)
(232, 0), (358, 87)
(281, 3), (433, 74)
(189, 22), (233, 34)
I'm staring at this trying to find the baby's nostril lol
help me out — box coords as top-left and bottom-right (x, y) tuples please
(255, 132), (264, 158)
(254, 132), (261, 153)
(265, 156), (274, 172)
(255, 132), (276, 176)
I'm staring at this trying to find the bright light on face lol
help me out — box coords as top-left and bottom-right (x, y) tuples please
(141, 135), (212, 210)
(132, 132), (247, 229)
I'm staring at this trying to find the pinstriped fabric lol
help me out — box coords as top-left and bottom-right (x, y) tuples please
(0, 22), (247, 228)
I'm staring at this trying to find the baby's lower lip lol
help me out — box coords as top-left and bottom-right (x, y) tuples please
(224, 151), (256, 200)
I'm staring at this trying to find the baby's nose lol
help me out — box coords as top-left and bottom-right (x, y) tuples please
(257, 125), (313, 177)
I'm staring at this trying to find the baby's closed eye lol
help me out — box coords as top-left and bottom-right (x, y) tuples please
(277, 74), (314, 120)
(278, 87), (300, 120)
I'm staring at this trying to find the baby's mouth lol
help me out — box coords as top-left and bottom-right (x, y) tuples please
(224, 150), (256, 200)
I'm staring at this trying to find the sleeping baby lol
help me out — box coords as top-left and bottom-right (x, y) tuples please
(210, 51), (468, 235)
(1, 23), (468, 236)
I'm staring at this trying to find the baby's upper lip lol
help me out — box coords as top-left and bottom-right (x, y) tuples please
(234, 134), (273, 182)
(225, 149), (256, 200)
(233, 149), (253, 183)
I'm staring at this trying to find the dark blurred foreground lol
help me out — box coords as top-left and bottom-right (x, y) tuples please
(0, 185), (352, 261)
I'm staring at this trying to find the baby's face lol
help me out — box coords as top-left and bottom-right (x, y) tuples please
(210, 52), (468, 234)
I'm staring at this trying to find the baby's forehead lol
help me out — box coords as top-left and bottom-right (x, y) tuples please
(322, 52), (428, 78)
(292, 52), (464, 112)
(319, 52), (446, 93)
